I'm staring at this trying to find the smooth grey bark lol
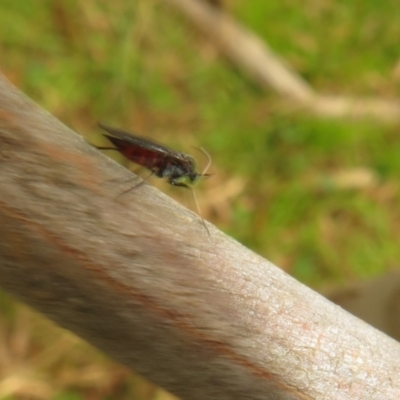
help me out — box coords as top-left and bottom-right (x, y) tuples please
(0, 72), (400, 399)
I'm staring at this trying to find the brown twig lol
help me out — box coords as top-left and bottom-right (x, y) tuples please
(163, 0), (400, 122)
(164, 0), (315, 102)
(0, 73), (400, 399)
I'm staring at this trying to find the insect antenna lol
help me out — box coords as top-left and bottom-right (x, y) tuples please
(199, 146), (212, 177)
(193, 146), (212, 178)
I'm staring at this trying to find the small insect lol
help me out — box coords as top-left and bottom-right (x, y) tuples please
(96, 122), (212, 233)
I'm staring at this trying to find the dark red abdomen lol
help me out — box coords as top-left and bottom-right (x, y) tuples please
(104, 136), (163, 170)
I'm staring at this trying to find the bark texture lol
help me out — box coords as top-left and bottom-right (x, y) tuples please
(0, 73), (400, 399)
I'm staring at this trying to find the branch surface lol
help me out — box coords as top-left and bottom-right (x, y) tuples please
(0, 73), (400, 399)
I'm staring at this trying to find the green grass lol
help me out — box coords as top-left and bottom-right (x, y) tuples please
(1, 0), (400, 398)
(236, 0), (400, 94)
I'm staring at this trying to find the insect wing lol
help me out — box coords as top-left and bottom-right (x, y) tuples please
(99, 123), (185, 173)
(99, 123), (173, 153)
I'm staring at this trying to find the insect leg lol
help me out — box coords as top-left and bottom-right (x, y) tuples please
(95, 146), (118, 151)
(117, 171), (155, 198)
(190, 187), (210, 236)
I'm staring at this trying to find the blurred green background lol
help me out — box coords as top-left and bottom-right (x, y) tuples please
(1, 0), (400, 398)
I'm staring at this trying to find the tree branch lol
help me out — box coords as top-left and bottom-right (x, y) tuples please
(163, 0), (400, 122)
(0, 72), (400, 399)
(164, 0), (315, 103)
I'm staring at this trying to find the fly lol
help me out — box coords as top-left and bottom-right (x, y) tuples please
(96, 122), (212, 234)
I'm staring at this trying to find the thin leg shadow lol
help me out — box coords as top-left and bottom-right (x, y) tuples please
(115, 171), (155, 199)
